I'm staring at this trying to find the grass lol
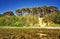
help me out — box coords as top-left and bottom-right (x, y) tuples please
(0, 24), (60, 28)
(0, 25), (60, 39)
(0, 26), (60, 29)
(51, 24), (60, 27)
(0, 28), (60, 39)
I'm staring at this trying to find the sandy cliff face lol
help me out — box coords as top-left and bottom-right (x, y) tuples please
(38, 18), (54, 27)
(39, 18), (46, 27)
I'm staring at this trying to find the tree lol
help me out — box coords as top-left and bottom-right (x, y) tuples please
(3, 11), (14, 16)
(43, 12), (60, 25)
(32, 7), (37, 15)
(42, 5), (49, 15)
(49, 6), (58, 13)
(16, 9), (22, 16)
(54, 12), (60, 24)
(21, 8), (31, 15)
(37, 7), (43, 17)
(24, 8), (31, 13)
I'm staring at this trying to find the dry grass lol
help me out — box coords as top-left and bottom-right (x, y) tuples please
(0, 28), (60, 39)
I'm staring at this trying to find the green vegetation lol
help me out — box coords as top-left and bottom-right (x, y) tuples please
(43, 12), (60, 26)
(0, 14), (39, 27)
(54, 12), (60, 24)
(51, 24), (60, 27)
(0, 6), (60, 27)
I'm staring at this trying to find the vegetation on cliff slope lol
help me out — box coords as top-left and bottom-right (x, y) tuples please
(0, 6), (60, 27)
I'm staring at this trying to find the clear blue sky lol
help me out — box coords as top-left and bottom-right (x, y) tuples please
(0, 0), (60, 14)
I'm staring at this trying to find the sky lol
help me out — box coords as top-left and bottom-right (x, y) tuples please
(0, 0), (60, 14)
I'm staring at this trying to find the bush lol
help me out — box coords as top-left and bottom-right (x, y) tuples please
(54, 12), (60, 24)
(0, 17), (5, 25)
(43, 12), (60, 24)
(0, 14), (39, 27)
